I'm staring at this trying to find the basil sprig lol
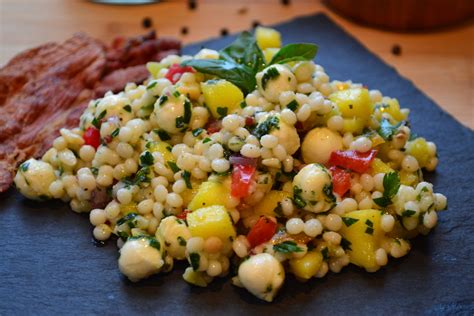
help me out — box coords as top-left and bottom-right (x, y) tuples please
(181, 31), (318, 95)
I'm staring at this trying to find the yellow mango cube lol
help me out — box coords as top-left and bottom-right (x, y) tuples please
(187, 180), (230, 211)
(370, 158), (394, 176)
(400, 170), (420, 186)
(148, 141), (175, 163)
(342, 117), (366, 134)
(254, 190), (291, 217)
(255, 27), (282, 50)
(406, 137), (430, 168)
(376, 98), (406, 122)
(120, 203), (137, 215)
(339, 209), (383, 272)
(263, 48), (280, 63)
(201, 79), (244, 119)
(187, 205), (236, 242)
(330, 88), (372, 121)
(289, 251), (323, 280)
(180, 180), (201, 206)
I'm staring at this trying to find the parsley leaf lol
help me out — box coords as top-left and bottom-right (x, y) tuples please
(182, 171), (192, 189)
(342, 217), (359, 227)
(373, 172), (400, 207)
(285, 100), (298, 111)
(261, 67), (280, 90)
(377, 118), (403, 141)
(402, 210), (416, 217)
(189, 252), (200, 271)
(273, 241), (303, 254)
(292, 186), (307, 209)
(216, 106), (228, 118)
(252, 115), (280, 139)
(147, 81), (158, 90)
(140, 151), (154, 167)
(192, 128), (204, 137)
(154, 129), (171, 141)
(167, 161), (180, 173)
(340, 237), (352, 251)
(123, 105), (132, 112)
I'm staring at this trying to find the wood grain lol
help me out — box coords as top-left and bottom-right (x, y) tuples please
(0, 0), (472, 128)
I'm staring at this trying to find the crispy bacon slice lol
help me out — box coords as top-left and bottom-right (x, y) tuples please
(0, 31), (180, 192)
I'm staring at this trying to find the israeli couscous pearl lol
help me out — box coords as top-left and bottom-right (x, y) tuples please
(93, 224), (112, 241)
(286, 218), (304, 235)
(303, 218), (323, 237)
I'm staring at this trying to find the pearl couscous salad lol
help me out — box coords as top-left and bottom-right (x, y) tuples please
(14, 27), (447, 302)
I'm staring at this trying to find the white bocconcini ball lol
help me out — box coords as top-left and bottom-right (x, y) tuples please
(292, 163), (335, 213)
(156, 216), (191, 260)
(118, 237), (164, 282)
(237, 253), (285, 302)
(301, 127), (343, 164)
(194, 48), (219, 60)
(256, 64), (297, 103)
(14, 159), (56, 200)
(256, 114), (300, 155)
(153, 90), (191, 134)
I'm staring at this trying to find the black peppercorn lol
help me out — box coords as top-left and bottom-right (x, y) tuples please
(220, 28), (229, 37)
(142, 17), (152, 29)
(391, 44), (402, 56)
(181, 26), (189, 35)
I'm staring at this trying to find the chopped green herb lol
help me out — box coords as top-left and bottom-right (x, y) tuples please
(292, 186), (306, 209)
(184, 100), (192, 124)
(273, 202), (283, 217)
(265, 284), (273, 293)
(402, 210), (416, 217)
(147, 81), (158, 90)
(175, 116), (185, 129)
(192, 128), (204, 137)
(173, 90), (181, 98)
(377, 118), (404, 141)
(365, 227), (374, 235)
(240, 101), (247, 109)
(321, 247), (329, 261)
(177, 236), (187, 247)
(117, 212), (138, 228)
(342, 217), (359, 227)
(155, 129), (171, 141)
(189, 252), (200, 271)
(90, 167), (99, 176)
(373, 172), (400, 207)
(216, 106), (228, 118)
(273, 241), (303, 254)
(202, 137), (212, 144)
(323, 183), (336, 204)
(19, 162), (30, 172)
(167, 161), (180, 173)
(111, 128), (120, 138)
(158, 95), (168, 106)
(261, 67), (280, 90)
(365, 219), (373, 227)
(252, 115), (280, 139)
(149, 237), (161, 250)
(340, 237), (352, 251)
(123, 105), (132, 112)
(182, 171), (192, 189)
(140, 151), (154, 167)
(286, 100), (298, 111)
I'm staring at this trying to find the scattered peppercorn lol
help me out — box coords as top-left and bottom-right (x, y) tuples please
(281, 0), (290, 5)
(142, 17), (152, 29)
(220, 28), (229, 37)
(237, 7), (248, 15)
(391, 44), (402, 56)
(252, 20), (261, 28)
(188, 0), (197, 10)
(181, 26), (189, 36)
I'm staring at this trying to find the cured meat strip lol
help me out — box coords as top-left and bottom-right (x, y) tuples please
(0, 31), (181, 192)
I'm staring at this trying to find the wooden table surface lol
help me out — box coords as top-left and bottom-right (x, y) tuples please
(1, 0), (472, 128)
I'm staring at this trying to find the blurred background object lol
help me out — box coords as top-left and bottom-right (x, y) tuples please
(92, 0), (160, 4)
(325, 0), (474, 31)
(0, 0), (472, 128)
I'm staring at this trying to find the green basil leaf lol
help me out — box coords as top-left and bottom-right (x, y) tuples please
(220, 31), (266, 73)
(269, 43), (318, 65)
(181, 59), (256, 95)
(377, 118), (403, 141)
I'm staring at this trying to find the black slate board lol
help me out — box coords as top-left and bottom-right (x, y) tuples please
(1, 13), (473, 315)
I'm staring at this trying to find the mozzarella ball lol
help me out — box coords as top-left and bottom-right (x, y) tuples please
(256, 114), (300, 155)
(93, 94), (135, 124)
(194, 48), (219, 59)
(118, 237), (164, 282)
(238, 253), (285, 302)
(156, 216), (192, 260)
(14, 159), (56, 200)
(302, 127), (343, 164)
(256, 64), (297, 103)
(293, 163), (335, 213)
(154, 91), (191, 134)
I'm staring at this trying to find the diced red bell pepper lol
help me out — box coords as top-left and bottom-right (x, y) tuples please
(165, 63), (195, 84)
(247, 216), (277, 248)
(328, 149), (378, 174)
(231, 163), (256, 198)
(83, 126), (101, 149)
(177, 209), (191, 220)
(329, 166), (351, 197)
(206, 120), (222, 134)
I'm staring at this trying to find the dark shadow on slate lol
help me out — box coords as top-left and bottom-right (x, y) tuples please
(0, 13), (473, 316)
